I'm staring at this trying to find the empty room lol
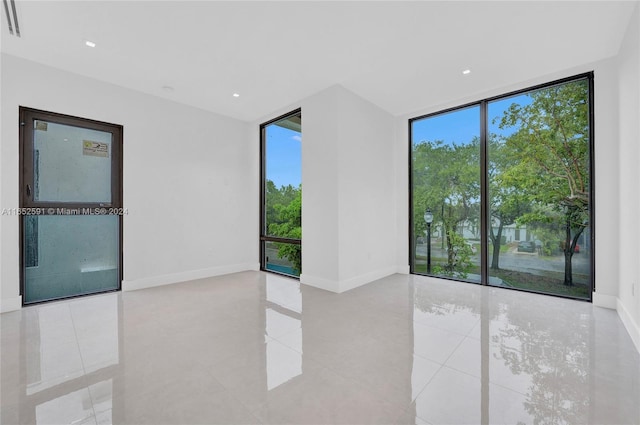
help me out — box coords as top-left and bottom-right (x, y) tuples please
(1, 1), (639, 424)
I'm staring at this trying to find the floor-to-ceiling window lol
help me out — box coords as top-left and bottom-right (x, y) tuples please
(411, 106), (482, 284)
(260, 110), (302, 278)
(410, 74), (593, 300)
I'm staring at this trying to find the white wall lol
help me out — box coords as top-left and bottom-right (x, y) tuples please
(299, 87), (341, 286)
(335, 87), (396, 290)
(616, 3), (640, 351)
(254, 85), (396, 293)
(0, 54), (256, 311)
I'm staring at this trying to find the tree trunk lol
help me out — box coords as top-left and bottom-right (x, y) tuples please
(563, 249), (573, 286)
(563, 211), (574, 286)
(563, 208), (587, 286)
(446, 229), (455, 270)
(490, 222), (504, 270)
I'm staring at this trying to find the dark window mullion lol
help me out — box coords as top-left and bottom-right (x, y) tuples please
(480, 100), (489, 286)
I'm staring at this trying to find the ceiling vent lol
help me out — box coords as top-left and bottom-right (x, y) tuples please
(2, 0), (20, 37)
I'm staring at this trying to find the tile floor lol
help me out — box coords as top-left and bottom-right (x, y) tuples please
(1, 271), (639, 424)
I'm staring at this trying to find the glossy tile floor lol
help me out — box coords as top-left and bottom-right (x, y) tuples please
(1, 272), (639, 425)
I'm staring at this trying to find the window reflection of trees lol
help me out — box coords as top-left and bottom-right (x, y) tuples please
(493, 303), (591, 425)
(412, 282), (596, 425)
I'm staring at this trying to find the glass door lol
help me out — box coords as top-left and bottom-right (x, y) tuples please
(20, 108), (123, 304)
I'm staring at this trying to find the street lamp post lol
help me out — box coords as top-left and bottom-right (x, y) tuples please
(424, 209), (433, 274)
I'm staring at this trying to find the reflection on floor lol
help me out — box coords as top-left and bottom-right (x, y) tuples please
(1, 271), (639, 424)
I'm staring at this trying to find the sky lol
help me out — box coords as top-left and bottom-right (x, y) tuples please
(265, 93), (533, 188)
(265, 124), (302, 188)
(411, 93), (533, 146)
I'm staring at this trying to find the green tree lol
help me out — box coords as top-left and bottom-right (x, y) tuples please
(413, 139), (479, 276)
(267, 185), (302, 274)
(498, 80), (590, 286)
(488, 136), (531, 270)
(265, 180), (298, 228)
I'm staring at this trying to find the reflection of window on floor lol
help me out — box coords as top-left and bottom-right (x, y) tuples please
(265, 274), (302, 391)
(25, 215), (38, 268)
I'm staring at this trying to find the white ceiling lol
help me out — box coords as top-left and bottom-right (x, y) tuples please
(1, 1), (636, 122)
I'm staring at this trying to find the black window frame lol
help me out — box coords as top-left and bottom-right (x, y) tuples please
(259, 108), (302, 279)
(408, 72), (595, 301)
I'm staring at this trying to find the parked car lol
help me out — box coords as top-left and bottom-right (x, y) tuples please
(517, 241), (536, 253)
(559, 241), (580, 253)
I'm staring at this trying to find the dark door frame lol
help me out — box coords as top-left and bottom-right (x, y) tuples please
(18, 106), (124, 305)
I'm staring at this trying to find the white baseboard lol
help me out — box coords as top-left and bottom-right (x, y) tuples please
(122, 263), (260, 292)
(301, 266), (398, 293)
(396, 265), (410, 275)
(0, 296), (22, 313)
(593, 292), (617, 309)
(616, 298), (640, 354)
(299, 273), (341, 293)
(339, 266), (398, 293)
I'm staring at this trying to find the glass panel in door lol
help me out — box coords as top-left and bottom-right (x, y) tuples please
(23, 215), (119, 304)
(21, 108), (122, 305)
(32, 120), (113, 203)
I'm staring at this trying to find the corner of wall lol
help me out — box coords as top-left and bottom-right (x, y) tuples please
(302, 267), (400, 294)
(338, 266), (398, 293)
(593, 292), (618, 309)
(617, 297), (640, 354)
(0, 295), (22, 313)
(396, 265), (410, 275)
(300, 273), (341, 293)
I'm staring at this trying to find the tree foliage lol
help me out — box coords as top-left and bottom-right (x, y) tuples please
(412, 79), (590, 288)
(497, 80), (590, 285)
(412, 139), (480, 277)
(488, 136), (531, 270)
(266, 180), (302, 274)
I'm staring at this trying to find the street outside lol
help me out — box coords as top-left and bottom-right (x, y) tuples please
(415, 241), (590, 280)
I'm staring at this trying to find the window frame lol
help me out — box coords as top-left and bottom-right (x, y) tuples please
(408, 72), (595, 301)
(259, 108), (302, 278)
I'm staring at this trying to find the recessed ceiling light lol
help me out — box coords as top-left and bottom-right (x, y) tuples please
(462, 69), (471, 75)
(85, 40), (96, 48)
(233, 93), (240, 98)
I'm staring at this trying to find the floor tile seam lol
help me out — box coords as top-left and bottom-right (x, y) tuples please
(268, 332), (303, 354)
(407, 363), (447, 411)
(411, 319), (476, 339)
(394, 404), (434, 425)
(65, 301), (98, 420)
(335, 372), (414, 421)
(215, 376), (267, 424)
(195, 336), (275, 373)
(402, 334), (468, 394)
(435, 363), (531, 398)
(410, 350), (447, 366)
(99, 369), (235, 416)
(298, 357), (413, 416)
(464, 317), (482, 337)
(177, 361), (232, 396)
(67, 302), (91, 346)
(437, 330), (468, 366)
(85, 378), (105, 415)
